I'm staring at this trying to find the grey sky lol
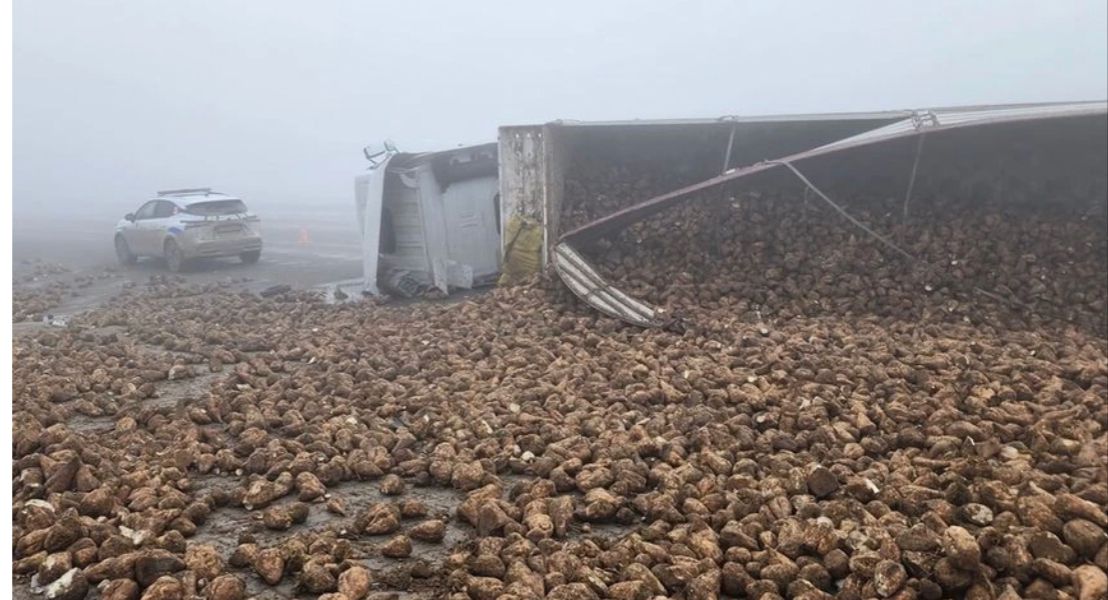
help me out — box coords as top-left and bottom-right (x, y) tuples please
(14, 0), (1108, 217)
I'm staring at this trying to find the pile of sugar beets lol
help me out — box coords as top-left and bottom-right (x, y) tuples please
(11, 166), (1108, 600)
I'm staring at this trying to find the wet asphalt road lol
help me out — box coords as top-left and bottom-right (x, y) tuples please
(13, 204), (366, 317)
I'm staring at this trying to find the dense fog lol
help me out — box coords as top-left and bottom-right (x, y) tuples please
(14, 0), (1108, 222)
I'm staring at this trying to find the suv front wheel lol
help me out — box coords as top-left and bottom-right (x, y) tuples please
(165, 239), (185, 272)
(115, 235), (137, 266)
(240, 250), (261, 264)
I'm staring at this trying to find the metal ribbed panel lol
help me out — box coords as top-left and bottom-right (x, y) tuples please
(553, 243), (662, 327)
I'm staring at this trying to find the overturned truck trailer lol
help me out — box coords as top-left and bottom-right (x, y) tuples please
(358, 101), (1107, 312)
(498, 102), (1107, 326)
(359, 110), (914, 296)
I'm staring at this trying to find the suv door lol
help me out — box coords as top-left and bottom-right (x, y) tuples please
(128, 201), (159, 255)
(147, 201), (181, 255)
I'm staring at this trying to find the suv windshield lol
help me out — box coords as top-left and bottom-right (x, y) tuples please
(184, 199), (249, 216)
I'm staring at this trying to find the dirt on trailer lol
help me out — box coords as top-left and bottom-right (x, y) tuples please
(10, 181), (1108, 600)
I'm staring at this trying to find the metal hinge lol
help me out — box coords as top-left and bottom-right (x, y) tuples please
(910, 110), (940, 130)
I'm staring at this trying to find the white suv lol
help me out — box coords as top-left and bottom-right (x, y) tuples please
(114, 188), (262, 272)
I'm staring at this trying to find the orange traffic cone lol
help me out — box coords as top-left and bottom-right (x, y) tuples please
(297, 227), (311, 246)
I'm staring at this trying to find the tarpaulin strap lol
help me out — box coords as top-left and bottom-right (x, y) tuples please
(502, 220), (527, 260)
(770, 159), (1030, 311)
(768, 160), (917, 262)
(902, 132), (927, 220)
(721, 122), (737, 173)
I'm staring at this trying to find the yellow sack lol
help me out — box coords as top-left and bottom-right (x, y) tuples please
(499, 216), (543, 286)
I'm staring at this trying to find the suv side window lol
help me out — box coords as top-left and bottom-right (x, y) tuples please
(153, 201), (178, 218)
(134, 201), (158, 220)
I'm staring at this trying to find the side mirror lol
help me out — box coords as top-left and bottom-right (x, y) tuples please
(125, 213), (135, 222)
(363, 140), (399, 166)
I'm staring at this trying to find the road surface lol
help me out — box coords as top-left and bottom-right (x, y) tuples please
(13, 204), (366, 318)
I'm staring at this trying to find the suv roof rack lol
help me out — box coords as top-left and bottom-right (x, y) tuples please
(157, 187), (213, 196)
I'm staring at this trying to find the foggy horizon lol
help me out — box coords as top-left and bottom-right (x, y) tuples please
(14, 1), (1108, 221)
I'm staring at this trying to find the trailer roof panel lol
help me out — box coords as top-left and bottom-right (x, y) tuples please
(509, 100), (1106, 130)
(547, 111), (910, 127)
(812, 100), (1108, 154)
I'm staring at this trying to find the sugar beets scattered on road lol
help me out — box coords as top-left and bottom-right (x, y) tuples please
(11, 175), (1108, 599)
